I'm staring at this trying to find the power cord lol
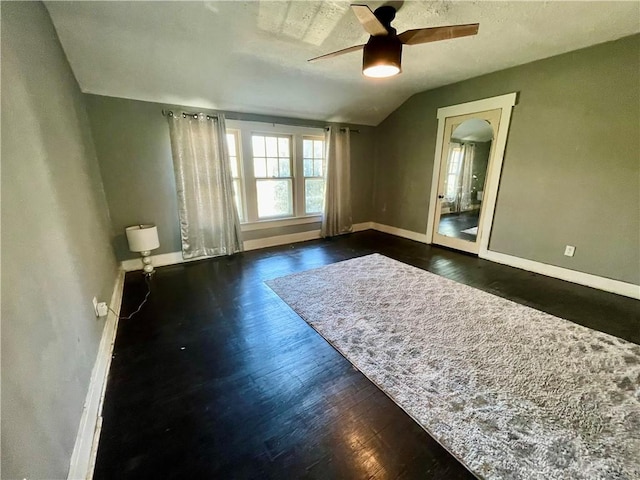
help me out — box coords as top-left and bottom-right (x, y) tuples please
(108, 274), (152, 320)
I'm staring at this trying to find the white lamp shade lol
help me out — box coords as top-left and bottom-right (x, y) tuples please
(125, 224), (160, 252)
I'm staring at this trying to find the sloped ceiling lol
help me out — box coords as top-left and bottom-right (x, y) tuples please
(46, 1), (639, 126)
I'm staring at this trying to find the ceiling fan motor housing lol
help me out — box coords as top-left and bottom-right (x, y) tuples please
(363, 35), (403, 75)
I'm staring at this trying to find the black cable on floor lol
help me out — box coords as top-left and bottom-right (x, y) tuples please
(108, 274), (152, 320)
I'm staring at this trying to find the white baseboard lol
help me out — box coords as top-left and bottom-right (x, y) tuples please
(482, 250), (640, 300)
(119, 222), (639, 300)
(121, 230), (324, 271)
(68, 269), (126, 480)
(120, 225), (378, 272)
(121, 251), (211, 272)
(370, 222), (428, 243)
(365, 221), (638, 299)
(352, 221), (374, 232)
(120, 223), (424, 272)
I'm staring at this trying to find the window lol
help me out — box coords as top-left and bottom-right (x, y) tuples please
(303, 137), (325, 214)
(226, 131), (245, 221)
(251, 134), (293, 218)
(225, 120), (326, 226)
(445, 143), (463, 201)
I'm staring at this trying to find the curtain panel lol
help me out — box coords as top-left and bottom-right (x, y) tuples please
(444, 142), (477, 213)
(459, 143), (476, 211)
(167, 113), (243, 259)
(321, 126), (352, 238)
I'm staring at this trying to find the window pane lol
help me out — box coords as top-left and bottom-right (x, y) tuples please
(232, 179), (243, 221)
(256, 179), (292, 218)
(313, 140), (323, 158)
(252, 136), (265, 157)
(305, 178), (324, 214)
(279, 158), (290, 177)
(229, 156), (238, 178)
(226, 133), (236, 156)
(266, 136), (278, 157)
(254, 158), (266, 178)
(278, 137), (290, 158)
(304, 159), (313, 177)
(303, 139), (312, 158)
(446, 175), (457, 199)
(267, 157), (279, 177)
(313, 160), (323, 177)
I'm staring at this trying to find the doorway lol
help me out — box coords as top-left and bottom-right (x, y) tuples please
(426, 93), (516, 255)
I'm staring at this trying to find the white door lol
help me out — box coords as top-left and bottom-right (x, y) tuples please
(431, 109), (501, 254)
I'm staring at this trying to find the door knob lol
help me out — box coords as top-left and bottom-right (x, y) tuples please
(438, 194), (444, 199)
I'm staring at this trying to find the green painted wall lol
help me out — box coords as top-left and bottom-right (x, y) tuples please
(1, 3), (118, 478)
(373, 34), (640, 284)
(85, 95), (375, 260)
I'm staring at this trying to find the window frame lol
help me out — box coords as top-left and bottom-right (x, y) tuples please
(226, 120), (326, 228)
(302, 136), (326, 215)
(251, 133), (294, 220)
(225, 129), (246, 222)
(444, 142), (463, 202)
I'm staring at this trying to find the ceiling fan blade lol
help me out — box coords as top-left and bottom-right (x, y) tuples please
(351, 4), (388, 36)
(398, 23), (479, 46)
(308, 44), (365, 63)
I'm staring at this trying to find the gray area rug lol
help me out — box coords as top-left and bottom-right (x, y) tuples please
(266, 254), (640, 480)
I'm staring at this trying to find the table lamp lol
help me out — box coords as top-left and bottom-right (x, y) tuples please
(125, 224), (160, 275)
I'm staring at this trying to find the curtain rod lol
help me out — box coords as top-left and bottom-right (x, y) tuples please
(161, 109), (359, 133)
(327, 127), (360, 134)
(162, 109), (218, 120)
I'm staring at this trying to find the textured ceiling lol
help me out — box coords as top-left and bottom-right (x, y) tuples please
(46, 1), (639, 126)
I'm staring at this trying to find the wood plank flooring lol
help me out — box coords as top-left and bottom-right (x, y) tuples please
(437, 211), (480, 242)
(93, 230), (639, 479)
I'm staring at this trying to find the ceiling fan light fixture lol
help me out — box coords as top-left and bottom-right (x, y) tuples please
(308, 5), (479, 78)
(363, 64), (400, 78)
(362, 36), (402, 78)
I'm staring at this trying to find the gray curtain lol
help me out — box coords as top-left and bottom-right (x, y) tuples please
(321, 126), (352, 238)
(444, 142), (476, 213)
(459, 143), (476, 211)
(167, 112), (243, 259)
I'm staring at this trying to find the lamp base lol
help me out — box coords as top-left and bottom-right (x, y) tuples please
(140, 250), (155, 275)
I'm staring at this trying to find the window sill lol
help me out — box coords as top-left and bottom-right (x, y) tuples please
(241, 215), (322, 232)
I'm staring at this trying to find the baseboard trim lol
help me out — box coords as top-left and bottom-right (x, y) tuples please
(68, 269), (125, 480)
(352, 221), (374, 232)
(121, 230), (325, 271)
(119, 222), (638, 300)
(366, 222), (638, 299)
(370, 222), (428, 243)
(481, 250), (640, 300)
(121, 251), (211, 272)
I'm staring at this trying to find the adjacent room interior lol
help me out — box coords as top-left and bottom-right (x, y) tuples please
(2, 1), (639, 479)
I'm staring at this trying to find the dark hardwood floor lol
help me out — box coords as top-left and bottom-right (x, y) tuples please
(93, 230), (639, 479)
(437, 211), (479, 242)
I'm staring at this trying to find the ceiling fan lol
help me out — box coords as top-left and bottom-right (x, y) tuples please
(309, 4), (479, 78)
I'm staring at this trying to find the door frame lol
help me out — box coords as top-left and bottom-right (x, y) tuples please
(431, 109), (502, 254)
(426, 92), (517, 256)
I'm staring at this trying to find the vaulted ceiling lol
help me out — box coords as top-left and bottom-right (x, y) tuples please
(46, 1), (639, 126)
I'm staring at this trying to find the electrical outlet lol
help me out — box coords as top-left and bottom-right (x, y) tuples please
(97, 302), (109, 317)
(92, 296), (99, 317)
(564, 245), (576, 257)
